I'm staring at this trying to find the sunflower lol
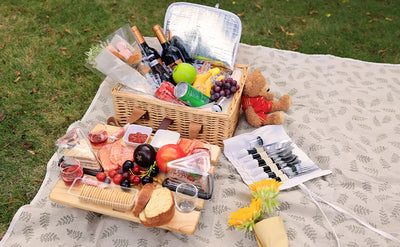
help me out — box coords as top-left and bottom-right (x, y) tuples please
(249, 179), (283, 217)
(228, 198), (263, 231)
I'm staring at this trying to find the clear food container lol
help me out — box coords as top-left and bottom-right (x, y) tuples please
(163, 162), (213, 200)
(123, 124), (152, 146)
(68, 177), (138, 212)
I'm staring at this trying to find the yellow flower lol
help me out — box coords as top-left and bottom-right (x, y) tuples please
(250, 179), (282, 194)
(249, 179), (282, 217)
(228, 199), (262, 230)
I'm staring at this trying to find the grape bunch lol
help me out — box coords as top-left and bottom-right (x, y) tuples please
(210, 77), (240, 102)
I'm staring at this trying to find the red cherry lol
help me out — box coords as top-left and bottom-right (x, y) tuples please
(132, 166), (141, 175)
(108, 170), (118, 178)
(113, 174), (123, 185)
(132, 176), (141, 185)
(96, 172), (106, 182)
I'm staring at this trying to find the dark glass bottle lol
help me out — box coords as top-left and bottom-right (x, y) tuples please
(170, 35), (193, 64)
(152, 24), (185, 69)
(145, 54), (171, 85)
(131, 26), (162, 65)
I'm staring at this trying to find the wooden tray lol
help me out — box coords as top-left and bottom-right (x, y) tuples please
(49, 125), (221, 235)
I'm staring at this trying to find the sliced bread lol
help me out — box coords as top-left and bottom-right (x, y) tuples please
(132, 183), (155, 217)
(139, 187), (175, 227)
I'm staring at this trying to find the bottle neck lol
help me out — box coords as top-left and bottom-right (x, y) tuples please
(153, 24), (169, 46)
(131, 26), (146, 44)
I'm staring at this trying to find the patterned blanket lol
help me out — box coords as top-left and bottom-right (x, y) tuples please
(1, 38), (400, 247)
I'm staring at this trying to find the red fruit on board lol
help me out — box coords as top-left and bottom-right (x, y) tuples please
(113, 174), (123, 185)
(108, 169), (118, 178)
(156, 144), (185, 173)
(96, 172), (107, 182)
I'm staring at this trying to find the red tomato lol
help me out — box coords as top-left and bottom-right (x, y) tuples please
(96, 172), (107, 182)
(156, 144), (185, 173)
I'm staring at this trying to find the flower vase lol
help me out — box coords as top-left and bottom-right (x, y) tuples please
(253, 216), (288, 247)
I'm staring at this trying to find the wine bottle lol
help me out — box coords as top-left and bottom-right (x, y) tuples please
(145, 54), (171, 85)
(170, 35), (193, 64)
(131, 26), (162, 65)
(152, 24), (185, 69)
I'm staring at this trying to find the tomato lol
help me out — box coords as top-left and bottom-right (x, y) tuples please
(96, 172), (107, 182)
(156, 144), (185, 173)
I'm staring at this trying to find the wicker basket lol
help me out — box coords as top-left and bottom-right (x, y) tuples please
(111, 64), (249, 147)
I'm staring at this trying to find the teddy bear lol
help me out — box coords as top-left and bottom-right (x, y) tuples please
(241, 68), (292, 127)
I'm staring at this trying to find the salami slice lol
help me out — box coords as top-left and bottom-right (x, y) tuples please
(98, 144), (117, 171)
(98, 142), (135, 171)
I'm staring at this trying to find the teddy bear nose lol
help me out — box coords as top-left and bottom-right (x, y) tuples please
(267, 88), (270, 92)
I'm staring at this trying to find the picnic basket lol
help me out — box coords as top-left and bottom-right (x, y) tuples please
(111, 64), (248, 147)
(111, 2), (246, 147)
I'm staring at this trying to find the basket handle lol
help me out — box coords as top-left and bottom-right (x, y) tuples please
(157, 118), (174, 130)
(127, 108), (149, 124)
(107, 116), (122, 127)
(189, 122), (203, 139)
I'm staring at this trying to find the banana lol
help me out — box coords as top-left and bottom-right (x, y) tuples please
(193, 67), (222, 96)
(192, 73), (212, 91)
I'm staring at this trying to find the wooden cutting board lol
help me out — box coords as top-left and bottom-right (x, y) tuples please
(49, 125), (221, 235)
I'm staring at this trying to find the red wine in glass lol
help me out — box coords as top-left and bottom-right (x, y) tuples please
(89, 130), (108, 146)
(61, 164), (83, 186)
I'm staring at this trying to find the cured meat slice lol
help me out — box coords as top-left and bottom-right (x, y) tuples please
(98, 144), (117, 172)
(98, 142), (135, 171)
(110, 142), (135, 167)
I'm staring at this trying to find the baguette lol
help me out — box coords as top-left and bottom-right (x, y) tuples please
(132, 183), (155, 217)
(139, 187), (175, 227)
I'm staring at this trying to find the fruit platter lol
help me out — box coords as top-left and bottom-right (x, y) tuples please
(50, 124), (221, 235)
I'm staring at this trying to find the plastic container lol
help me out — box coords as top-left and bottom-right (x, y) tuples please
(68, 177), (138, 212)
(163, 160), (213, 200)
(166, 152), (211, 173)
(123, 124), (152, 146)
(150, 129), (180, 149)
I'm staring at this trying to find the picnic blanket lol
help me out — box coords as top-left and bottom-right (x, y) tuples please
(1, 38), (400, 247)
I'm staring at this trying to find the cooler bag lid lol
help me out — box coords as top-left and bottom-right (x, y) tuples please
(163, 2), (242, 69)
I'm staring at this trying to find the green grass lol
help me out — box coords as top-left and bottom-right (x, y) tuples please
(0, 0), (399, 239)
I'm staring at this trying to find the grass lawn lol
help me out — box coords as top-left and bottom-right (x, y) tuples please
(0, 0), (399, 239)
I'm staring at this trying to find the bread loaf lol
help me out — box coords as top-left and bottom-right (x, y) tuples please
(132, 183), (155, 217)
(139, 187), (175, 227)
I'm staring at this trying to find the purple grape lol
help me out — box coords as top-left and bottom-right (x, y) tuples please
(225, 83), (231, 88)
(225, 89), (231, 96)
(231, 80), (237, 86)
(235, 84), (240, 90)
(220, 90), (225, 96)
(210, 89), (215, 95)
(214, 92), (220, 98)
(226, 78), (233, 84)
(104, 178), (111, 184)
(215, 86), (221, 92)
(216, 81), (222, 87)
(210, 95), (216, 101)
(230, 86), (237, 93)
(211, 84), (216, 90)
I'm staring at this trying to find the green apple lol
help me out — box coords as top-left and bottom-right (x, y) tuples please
(172, 63), (197, 84)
